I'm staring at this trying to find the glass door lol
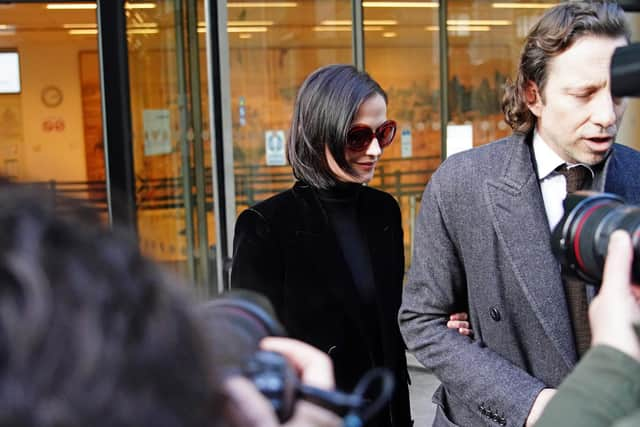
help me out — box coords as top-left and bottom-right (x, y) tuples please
(0, 1), (106, 212)
(225, 0), (353, 215)
(127, 0), (215, 295)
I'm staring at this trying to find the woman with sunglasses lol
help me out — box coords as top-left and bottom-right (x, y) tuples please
(231, 64), (410, 426)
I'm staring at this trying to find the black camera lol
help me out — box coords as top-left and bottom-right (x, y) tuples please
(197, 290), (393, 424)
(611, 42), (640, 97)
(551, 191), (640, 285)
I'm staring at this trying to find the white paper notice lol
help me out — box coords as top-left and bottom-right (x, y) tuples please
(401, 127), (412, 158)
(265, 130), (286, 166)
(143, 109), (172, 156)
(446, 124), (473, 158)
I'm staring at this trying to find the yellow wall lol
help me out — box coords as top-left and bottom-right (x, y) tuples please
(0, 35), (96, 182)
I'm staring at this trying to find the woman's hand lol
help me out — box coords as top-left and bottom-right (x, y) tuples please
(447, 312), (473, 337)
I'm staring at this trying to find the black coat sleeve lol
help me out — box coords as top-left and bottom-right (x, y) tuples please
(230, 209), (285, 316)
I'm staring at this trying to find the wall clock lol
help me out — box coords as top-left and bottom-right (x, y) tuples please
(41, 85), (63, 108)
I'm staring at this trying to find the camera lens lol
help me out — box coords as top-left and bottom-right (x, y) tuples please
(551, 191), (640, 284)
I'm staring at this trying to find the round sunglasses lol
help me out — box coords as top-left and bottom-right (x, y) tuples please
(346, 120), (397, 152)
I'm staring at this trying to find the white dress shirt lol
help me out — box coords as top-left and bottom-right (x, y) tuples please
(533, 131), (595, 230)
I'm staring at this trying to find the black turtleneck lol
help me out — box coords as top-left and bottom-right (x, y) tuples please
(316, 182), (382, 362)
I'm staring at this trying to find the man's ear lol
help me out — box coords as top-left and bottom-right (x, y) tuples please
(525, 81), (543, 117)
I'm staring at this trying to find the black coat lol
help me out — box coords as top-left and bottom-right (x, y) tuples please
(231, 181), (412, 427)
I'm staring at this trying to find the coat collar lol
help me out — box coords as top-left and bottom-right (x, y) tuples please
(291, 181), (389, 235)
(485, 133), (576, 368)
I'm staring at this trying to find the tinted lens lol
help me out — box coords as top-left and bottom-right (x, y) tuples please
(376, 120), (396, 148)
(347, 126), (374, 151)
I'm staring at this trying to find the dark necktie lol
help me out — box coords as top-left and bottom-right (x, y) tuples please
(556, 164), (592, 357)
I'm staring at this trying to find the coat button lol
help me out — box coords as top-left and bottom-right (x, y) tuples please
(490, 307), (501, 321)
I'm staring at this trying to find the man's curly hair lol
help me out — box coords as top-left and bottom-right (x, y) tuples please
(502, 1), (630, 134)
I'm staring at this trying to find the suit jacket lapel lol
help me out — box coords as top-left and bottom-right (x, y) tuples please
(485, 135), (576, 369)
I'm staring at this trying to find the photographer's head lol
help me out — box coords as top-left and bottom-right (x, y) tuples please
(287, 64), (390, 189)
(0, 184), (221, 427)
(503, 1), (629, 166)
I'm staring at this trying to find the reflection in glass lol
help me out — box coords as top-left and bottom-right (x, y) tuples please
(446, 1), (556, 147)
(364, 1), (442, 264)
(0, 2), (105, 212)
(226, 1), (352, 214)
(128, 0), (214, 293)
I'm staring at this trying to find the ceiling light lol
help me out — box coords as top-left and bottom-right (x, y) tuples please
(0, 25), (15, 36)
(228, 20), (274, 26)
(426, 25), (491, 31)
(127, 28), (159, 34)
(320, 20), (351, 25)
(125, 2), (156, 9)
(69, 29), (99, 35)
(363, 2), (438, 7)
(47, 3), (96, 10)
(365, 19), (397, 25)
(449, 25), (490, 31)
(447, 19), (510, 25)
(227, 26), (268, 32)
(313, 25), (386, 32)
(320, 19), (398, 25)
(313, 26), (351, 32)
(492, 3), (557, 9)
(239, 34), (252, 39)
(227, 2), (297, 7)
(382, 31), (397, 37)
(198, 27), (267, 34)
(63, 23), (97, 28)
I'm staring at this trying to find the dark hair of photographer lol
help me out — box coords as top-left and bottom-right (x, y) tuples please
(502, 0), (630, 134)
(0, 183), (223, 427)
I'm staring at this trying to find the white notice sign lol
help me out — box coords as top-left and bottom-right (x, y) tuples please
(143, 109), (172, 156)
(446, 124), (473, 158)
(401, 127), (412, 158)
(265, 130), (286, 166)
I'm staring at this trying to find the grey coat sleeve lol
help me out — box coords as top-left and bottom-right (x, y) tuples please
(398, 174), (546, 427)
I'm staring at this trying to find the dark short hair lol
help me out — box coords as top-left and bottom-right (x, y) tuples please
(287, 64), (387, 189)
(0, 184), (223, 427)
(502, 1), (630, 134)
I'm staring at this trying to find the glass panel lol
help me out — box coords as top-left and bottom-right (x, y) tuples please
(363, 1), (441, 264)
(0, 2), (105, 212)
(128, 0), (214, 293)
(227, 0), (352, 214)
(618, 12), (640, 151)
(446, 1), (556, 148)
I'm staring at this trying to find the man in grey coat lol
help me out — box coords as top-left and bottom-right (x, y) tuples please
(399, 2), (640, 427)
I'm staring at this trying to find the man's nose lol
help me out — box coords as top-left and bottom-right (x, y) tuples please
(366, 137), (382, 156)
(592, 90), (618, 131)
